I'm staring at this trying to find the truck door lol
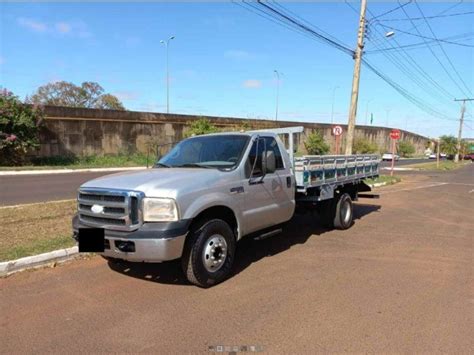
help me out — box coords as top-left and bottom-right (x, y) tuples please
(241, 136), (295, 234)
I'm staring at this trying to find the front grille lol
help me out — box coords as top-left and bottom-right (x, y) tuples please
(78, 189), (144, 231)
(81, 215), (127, 225)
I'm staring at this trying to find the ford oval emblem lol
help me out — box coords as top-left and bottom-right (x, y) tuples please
(91, 204), (104, 214)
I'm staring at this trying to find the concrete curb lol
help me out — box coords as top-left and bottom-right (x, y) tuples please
(381, 167), (416, 171)
(0, 246), (79, 277)
(0, 166), (147, 176)
(368, 182), (388, 188)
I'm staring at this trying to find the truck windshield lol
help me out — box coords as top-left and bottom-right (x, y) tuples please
(157, 135), (249, 169)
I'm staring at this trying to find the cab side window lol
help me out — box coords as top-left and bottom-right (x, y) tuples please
(245, 137), (284, 178)
(264, 137), (284, 170)
(246, 139), (265, 178)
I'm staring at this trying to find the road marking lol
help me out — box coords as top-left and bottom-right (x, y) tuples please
(0, 199), (75, 209)
(439, 182), (474, 187)
(379, 182), (448, 195)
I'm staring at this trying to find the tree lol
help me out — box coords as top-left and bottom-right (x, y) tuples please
(26, 81), (125, 110)
(304, 131), (330, 155)
(0, 89), (44, 165)
(460, 139), (470, 159)
(398, 141), (415, 157)
(352, 138), (379, 154)
(185, 117), (219, 137)
(439, 135), (458, 155)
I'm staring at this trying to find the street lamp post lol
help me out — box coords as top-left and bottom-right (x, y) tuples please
(385, 108), (391, 127)
(331, 86), (339, 124)
(160, 36), (175, 114)
(365, 99), (373, 125)
(274, 70), (281, 121)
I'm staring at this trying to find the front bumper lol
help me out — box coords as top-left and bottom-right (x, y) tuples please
(72, 215), (191, 262)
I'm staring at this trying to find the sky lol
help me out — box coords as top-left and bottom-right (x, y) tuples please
(1, 1), (473, 139)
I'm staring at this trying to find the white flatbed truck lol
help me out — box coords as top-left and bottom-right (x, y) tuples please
(73, 126), (379, 287)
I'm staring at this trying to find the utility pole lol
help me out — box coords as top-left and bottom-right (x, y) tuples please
(274, 70), (281, 121)
(331, 86), (339, 124)
(160, 36), (175, 114)
(454, 98), (473, 162)
(364, 99), (372, 125)
(345, 0), (367, 155)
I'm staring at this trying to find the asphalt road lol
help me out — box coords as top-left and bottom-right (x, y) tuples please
(1, 165), (472, 353)
(0, 159), (430, 206)
(0, 171), (133, 206)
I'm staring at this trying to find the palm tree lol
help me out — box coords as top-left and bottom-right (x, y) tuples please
(439, 135), (458, 155)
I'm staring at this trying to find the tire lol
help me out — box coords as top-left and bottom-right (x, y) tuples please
(333, 193), (353, 230)
(181, 219), (236, 288)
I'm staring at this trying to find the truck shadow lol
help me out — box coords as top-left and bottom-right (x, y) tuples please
(107, 203), (381, 286)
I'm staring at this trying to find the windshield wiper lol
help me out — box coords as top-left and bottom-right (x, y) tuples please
(175, 163), (213, 169)
(154, 163), (171, 168)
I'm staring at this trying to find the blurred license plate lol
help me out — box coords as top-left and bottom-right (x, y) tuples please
(78, 228), (104, 252)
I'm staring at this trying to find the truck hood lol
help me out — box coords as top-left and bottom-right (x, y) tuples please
(80, 168), (229, 198)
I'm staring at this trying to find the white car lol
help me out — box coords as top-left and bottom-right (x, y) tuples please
(382, 153), (400, 161)
(428, 154), (437, 159)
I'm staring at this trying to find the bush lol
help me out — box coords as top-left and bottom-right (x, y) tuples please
(0, 89), (44, 165)
(398, 141), (415, 157)
(304, 131), (330, 155)
(185, 117), (219, 137)
(353, 138), (378, 154)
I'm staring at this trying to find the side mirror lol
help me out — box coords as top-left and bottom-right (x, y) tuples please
(263, 150), (276, 174)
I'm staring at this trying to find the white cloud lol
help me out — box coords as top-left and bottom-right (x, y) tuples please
(224, 50), (254, 61)
(17, 17), (47, 32)
(17, 17), (92, 38)
(55, 22), (72, 34)
(113, 91), (138, 101)
(243, 79), (262, 89)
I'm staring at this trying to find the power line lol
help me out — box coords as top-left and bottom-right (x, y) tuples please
(377, 24), (474, 48)
(236, 0), (459, 122)
(370, 0), (413, 20)
(376, 10), (474, 22)
(366, 32), (474, 53)
(256, 1), (354, 55)
(365, 6), (456, 104)
(384, 1), (471, 101)
(363, 58), (457, 121)
(414, 1), (473, 97)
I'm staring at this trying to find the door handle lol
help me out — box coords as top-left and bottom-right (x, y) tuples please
(286, 176), (292, 188)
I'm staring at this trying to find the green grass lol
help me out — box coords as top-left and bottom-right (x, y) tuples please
(1, 235), (75, 262)
(365, 175), (401, 186)
(0, 200), (77, 261)
(0, 153), (150, 171)
(404, 160), (471, 171)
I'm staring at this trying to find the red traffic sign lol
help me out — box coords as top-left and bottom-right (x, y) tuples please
(390, 129), (401, 140)
(332, 125), (343, 136)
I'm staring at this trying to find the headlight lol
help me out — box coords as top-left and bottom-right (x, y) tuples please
(142, 198), (179, 222)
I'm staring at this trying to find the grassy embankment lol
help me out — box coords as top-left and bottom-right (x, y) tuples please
(0, 153), (149, 171)
(0, 200), (76, 261)
(404, 160), (471, 171)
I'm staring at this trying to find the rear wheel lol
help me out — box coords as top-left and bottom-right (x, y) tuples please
(334, 193), (353, 230)
(181, 219), (236, 288)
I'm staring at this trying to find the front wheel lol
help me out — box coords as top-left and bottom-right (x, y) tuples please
(333, 193), (353, 230)
(181, 219), (236, 288)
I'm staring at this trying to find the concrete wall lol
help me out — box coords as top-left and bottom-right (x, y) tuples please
(37, 106), (429, 157)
